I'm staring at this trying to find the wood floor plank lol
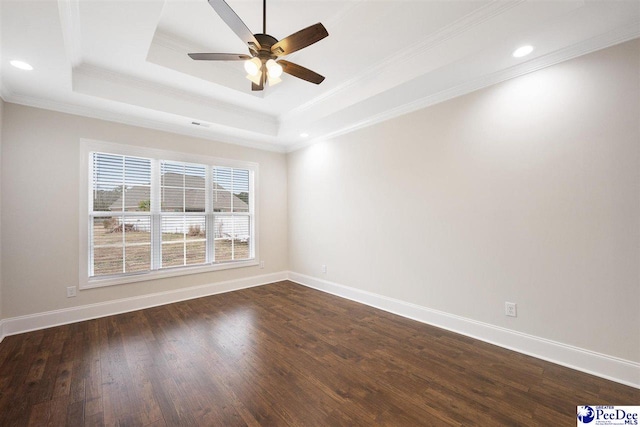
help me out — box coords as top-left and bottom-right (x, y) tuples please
(0, 280), (638, 426)
(26, 399), (50, 427)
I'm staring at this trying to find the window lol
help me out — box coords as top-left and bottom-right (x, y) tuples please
(91, 153), (152, 275)
(80, 140), (257, 288)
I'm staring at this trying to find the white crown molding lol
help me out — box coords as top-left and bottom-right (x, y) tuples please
(0, 83), (11, 103)
(57, 0), (83, 67)
(2, 92), (287, 153)
(5, 2), (637, 155)
(5, 21), (637, 156)
(153, 29), (213, 56)
(287, 24), (640, 153)
(73, 63), (278, 133)
(288, 272), (640, 389)
(280, 1), (524, 124)
(0, 271), (288, 341)
(286, 134), (324, 153)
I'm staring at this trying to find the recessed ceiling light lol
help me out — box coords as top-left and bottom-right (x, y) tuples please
(300, 133), (309, 138)
(10, 60), (33, 71)
(512, 45), (534, 58)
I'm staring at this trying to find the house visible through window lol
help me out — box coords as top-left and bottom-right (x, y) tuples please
(87, 147), (256, 284)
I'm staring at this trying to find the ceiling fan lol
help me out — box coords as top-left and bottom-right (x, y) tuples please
(188, 0), (329, 91)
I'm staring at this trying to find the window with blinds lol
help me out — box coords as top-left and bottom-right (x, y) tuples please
(88, 150), (255, 281)
(91, 153), (152, 276)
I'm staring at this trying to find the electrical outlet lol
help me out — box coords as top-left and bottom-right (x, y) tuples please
(67, 286), (77, 298)
(505, 302), (517, 317)
(321, 264), (327, 274)
(260, 260), (265, 269)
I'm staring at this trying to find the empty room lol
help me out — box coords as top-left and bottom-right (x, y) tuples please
(0, 0), (639, 425)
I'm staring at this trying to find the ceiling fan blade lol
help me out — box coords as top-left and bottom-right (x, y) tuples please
(278, 60), (325, 84)
(188, 53), (251, 61)
(207, 0), (261, 50)
(271, 23), (328, 56)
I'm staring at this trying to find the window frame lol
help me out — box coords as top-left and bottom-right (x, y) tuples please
(79, 139), (259, 290)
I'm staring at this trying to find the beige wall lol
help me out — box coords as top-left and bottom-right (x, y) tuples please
(1, 40), (638, 367)
(287, 40), (640, 362)
(1, 104), (288, 318)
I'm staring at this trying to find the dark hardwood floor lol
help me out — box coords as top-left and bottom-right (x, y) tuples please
(0, 281), (637, 426)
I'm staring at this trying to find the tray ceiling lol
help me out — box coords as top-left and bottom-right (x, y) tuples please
(1, 0), (638, 152)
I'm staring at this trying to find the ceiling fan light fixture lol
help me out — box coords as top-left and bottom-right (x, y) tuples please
(246, 72), (262, 85)
(189, 0), (328, 91)
(268, 75), (282, 87)
(266, 59), (283, 78)
(244, 57), (262, 76)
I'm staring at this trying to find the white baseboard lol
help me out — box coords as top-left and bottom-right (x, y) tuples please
(288, 271), (640, 389)
(1, 270), (637, 389)
(0, 271), (288, 341)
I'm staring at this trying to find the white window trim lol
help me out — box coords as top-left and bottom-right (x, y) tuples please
(79, 139), (259, 290)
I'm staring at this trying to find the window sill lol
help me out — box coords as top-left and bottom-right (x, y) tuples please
(80, 259), (259, 290)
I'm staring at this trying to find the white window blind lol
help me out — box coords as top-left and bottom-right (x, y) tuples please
(213, 167), (251, 262)
(88, 150), (255, 282)
(90, 153), (152, 276)
(160, 160), (207, 268)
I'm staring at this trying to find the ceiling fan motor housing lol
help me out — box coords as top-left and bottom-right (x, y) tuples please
(189, 0), (328, 90)
(253, 34), (279, 65)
